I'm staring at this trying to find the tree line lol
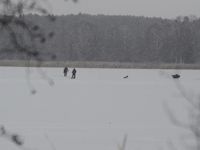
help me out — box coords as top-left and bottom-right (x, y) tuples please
(1, 13), (200, 64)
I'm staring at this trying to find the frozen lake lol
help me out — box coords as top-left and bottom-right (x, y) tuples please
(0, 67), (200, 150)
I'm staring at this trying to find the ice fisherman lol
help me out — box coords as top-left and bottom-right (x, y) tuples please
(71, 68), (77, 79)
(63, 67), (69, 76)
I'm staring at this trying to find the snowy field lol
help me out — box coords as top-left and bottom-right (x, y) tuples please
(0, 67), (200, 150)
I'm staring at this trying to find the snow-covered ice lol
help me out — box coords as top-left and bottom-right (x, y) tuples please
(0, 67), (200, 150)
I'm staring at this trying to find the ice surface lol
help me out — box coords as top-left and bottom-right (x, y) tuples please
(0, 67), (200, 150)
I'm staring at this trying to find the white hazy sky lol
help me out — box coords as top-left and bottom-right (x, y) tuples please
(47, 0), (200, 19)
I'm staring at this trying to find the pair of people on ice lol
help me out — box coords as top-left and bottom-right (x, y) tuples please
(63, 67), (77, 79)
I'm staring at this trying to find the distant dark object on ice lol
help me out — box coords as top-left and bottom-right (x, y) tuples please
(124, 75), (128, 79)
(172, 74), (180, 79)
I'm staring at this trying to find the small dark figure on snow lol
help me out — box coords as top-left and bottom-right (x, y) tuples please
(124, 75), (128, 79)
(71, 68), (77, 79)
(63, 67), (69, 77)
(172, 74), (180, 79)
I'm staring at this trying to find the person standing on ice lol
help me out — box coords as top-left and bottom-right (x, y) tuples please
(63, 67), (69, 76)
(71, 68), (77, 79)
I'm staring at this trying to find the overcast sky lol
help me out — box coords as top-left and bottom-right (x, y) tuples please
(48, 0), (200, 19)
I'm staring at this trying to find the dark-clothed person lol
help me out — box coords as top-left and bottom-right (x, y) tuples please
(63, 67), (68, 76)
(71, 68), (77, 79)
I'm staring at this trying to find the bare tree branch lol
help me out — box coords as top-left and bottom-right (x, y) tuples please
(117, 134), (128, 150)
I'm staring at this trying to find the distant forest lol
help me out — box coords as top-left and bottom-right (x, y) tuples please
(1, 13), (200, 64)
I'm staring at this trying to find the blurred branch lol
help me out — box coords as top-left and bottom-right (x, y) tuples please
(163, 101), (189, 129)
(163, 72), (200, 150)
(0, 125), (24, 146)
(45, 134), (57, 150)
(117, 134), (128, 150)
(0, 0), (77, 93)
